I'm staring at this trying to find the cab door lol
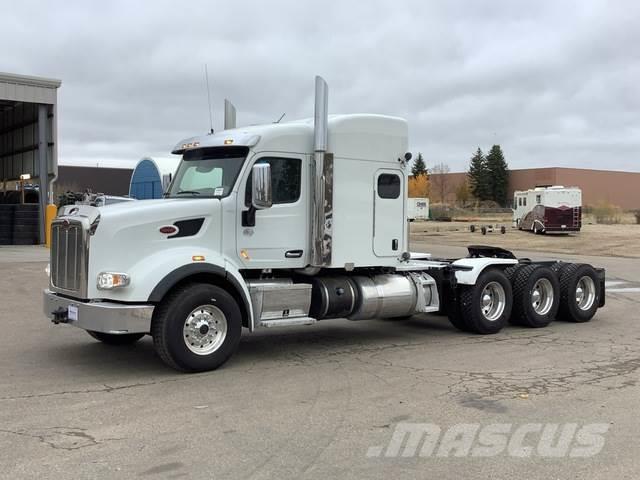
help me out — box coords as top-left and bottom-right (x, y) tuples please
(373, 169), (405, 256)
(237, 153), (309, 268)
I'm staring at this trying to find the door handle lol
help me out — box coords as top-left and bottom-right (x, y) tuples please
(285, 250), (303, 258)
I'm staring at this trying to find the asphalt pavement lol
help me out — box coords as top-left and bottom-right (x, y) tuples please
(0, 244), (638, 479)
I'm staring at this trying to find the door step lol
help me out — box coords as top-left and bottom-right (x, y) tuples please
(259, 317), (317, 328)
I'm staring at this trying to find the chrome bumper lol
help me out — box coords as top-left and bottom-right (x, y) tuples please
(43, 289), (154, 334)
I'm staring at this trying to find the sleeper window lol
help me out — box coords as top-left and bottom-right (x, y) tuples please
(377, 174), (401, 199)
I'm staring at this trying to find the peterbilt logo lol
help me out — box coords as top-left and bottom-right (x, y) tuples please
(62, 219), (71, 229)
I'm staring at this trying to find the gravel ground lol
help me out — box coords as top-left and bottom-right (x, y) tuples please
(411, 221), (640, 258)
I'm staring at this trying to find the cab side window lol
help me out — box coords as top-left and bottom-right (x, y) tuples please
(245, 157), (302, 206)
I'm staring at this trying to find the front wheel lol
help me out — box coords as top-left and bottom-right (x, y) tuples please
(456, 269), (513, 334)
(151, 283), (242, 372)
(87, 331), (145, 345)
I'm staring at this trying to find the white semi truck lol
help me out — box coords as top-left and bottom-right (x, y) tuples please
(43, 77), (606, 372)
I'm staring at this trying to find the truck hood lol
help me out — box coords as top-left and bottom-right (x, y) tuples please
(59, 198), (215, 229)
(62, 198), (224, 301)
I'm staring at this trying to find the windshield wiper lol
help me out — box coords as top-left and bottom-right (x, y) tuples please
(175, 190), (201, 196)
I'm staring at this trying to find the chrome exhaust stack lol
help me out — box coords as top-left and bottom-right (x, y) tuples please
(224, 99), (237, 130)
(311, 76), (333, 267)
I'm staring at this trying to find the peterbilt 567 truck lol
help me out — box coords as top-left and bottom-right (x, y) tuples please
(43, 77), (605, 372)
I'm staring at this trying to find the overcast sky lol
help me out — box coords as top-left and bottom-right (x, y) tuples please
(2, 0), (639, 171)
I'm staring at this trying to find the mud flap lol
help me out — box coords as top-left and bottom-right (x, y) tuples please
(596, 268), (606, 307)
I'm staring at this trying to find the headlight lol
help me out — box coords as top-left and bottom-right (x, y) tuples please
(45, 263), (50, 277)
(97, 272), (130, 290)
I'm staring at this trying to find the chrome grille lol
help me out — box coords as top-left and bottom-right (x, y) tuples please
(51, 220), (88, 297)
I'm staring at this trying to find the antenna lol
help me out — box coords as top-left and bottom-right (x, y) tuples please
(204, 64), (214, 134)
(275, 112), (286, 123)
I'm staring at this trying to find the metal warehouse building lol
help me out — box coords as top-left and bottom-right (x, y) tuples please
(0, 72), (61, 244)
(56, 165), (133, 196)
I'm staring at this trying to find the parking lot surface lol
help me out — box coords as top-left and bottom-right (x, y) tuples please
(0, 244), (638, 479)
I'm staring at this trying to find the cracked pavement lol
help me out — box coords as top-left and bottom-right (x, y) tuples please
(0, 244), (638, 479)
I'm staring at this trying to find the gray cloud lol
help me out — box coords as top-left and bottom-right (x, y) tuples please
(2, 0), (639, 171)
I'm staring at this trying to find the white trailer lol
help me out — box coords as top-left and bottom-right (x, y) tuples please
(43, 77), (606, 372)
(513, 186), (582, 234)
(407, 197), (429, 221)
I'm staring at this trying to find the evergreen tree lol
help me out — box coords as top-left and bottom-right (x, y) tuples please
(411, 152), (427, 177)
(485, 145), (509, 206)
(467, 148), (490, 201)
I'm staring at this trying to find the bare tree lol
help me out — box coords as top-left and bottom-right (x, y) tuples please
(430, 162), (451, 203)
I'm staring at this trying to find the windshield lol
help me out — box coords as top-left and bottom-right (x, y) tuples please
(166, 147), (248, 198)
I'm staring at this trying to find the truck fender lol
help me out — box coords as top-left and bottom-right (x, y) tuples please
(148, 263), (254, 331)
(452, 258), (519, 285)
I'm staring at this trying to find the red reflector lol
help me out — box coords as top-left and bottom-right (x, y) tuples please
(159, 225), (177, 235)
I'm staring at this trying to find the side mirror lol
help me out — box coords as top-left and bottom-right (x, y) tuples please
(251, 163), (272, 209)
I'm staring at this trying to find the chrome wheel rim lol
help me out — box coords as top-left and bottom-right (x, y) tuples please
(480, 281), (506, 321)
(183, 305), (228, 355)
(531, 278), (554, 315)
(575, 276), (596, 311)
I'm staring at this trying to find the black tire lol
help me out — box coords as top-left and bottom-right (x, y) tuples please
(509, 265), (559, 328)
(481, 226), (487, 235)
(557, 263), (600, 323)
(151, 283), (242, 372)
(503, 264), (522, 280)
(456, 269), (513, 334)
(470, 225), (476, 233)
(447, 294), (470, 332)
(87, 331), (144, 345)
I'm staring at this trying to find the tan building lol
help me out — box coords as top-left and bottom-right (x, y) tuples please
(428, 167), (640, 209)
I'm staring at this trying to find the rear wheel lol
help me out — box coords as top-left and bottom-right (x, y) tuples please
(557, 264), (600, 322)
(447, 296), (470, 332)
(152, 283), (242, 372)
(509, 265), (559, 327)
(87, 331), (144, 345)
(455, 269), (513, 334)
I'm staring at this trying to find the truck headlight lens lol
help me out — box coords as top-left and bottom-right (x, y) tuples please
(97, 272), (130, 290)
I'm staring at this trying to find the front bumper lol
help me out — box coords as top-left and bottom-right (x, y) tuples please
(43, 289), (154, 334)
